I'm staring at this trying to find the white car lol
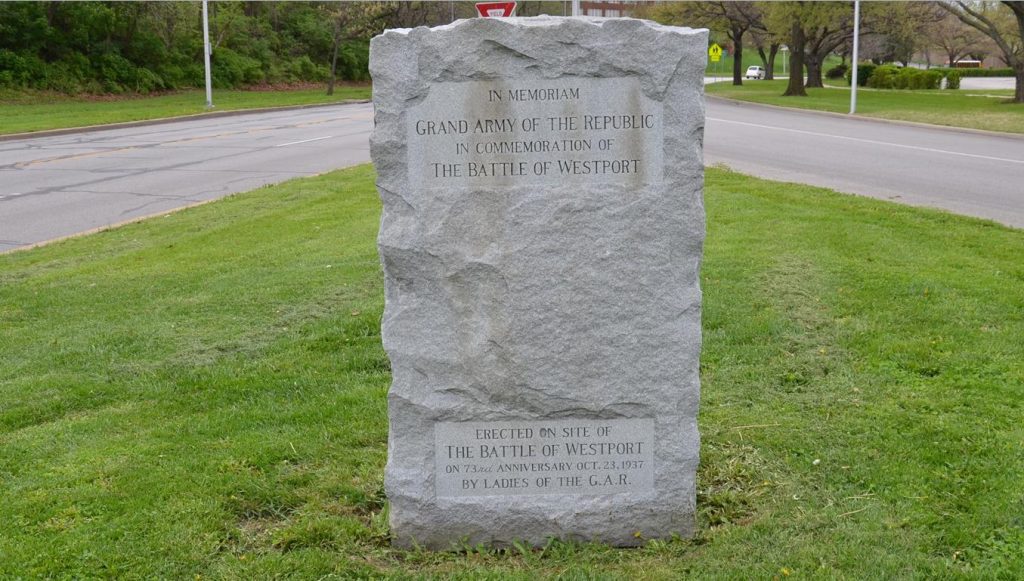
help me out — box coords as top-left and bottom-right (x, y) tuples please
(745, 65), (765, 80)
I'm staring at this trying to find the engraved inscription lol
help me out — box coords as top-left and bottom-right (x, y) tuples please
(407, 78), (664, 187)
(435, 419), (655, 497)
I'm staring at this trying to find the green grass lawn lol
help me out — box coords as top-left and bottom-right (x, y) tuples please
(0, 85), (371, 136)
(706, 79), (1024, 134)
(2, 165), (1023, 577)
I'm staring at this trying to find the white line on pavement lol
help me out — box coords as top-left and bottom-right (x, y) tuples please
(0, 193), (24, 200)
(275, 135), (335, 148)
(706, 117), (1024, 166)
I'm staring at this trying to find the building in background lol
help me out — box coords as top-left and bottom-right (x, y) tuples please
(579, 1), (651, 18)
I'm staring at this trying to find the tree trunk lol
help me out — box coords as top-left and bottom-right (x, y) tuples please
(766, 43), (779, 80)
(327, 35), (340, 96)
(732, 27), (744, 86)
(1013, 5), (1024, 102)
(1015, 64), (1024, 104)
(805, 55), (823, 89)
(783, 21), (807, 97)
(757, 43), (780, 80)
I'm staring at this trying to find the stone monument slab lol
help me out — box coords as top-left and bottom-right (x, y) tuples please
(370, 16), (707, 549)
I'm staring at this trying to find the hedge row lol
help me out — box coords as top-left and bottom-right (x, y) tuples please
(842, 63), (963, 90)
(0, 44), (367, 94)
(931, 67), (1016, 78)
(0, 2), (370, 95)
(868, 66), (944, 90)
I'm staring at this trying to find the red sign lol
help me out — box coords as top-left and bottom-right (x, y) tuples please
(475, 2), (517, 17)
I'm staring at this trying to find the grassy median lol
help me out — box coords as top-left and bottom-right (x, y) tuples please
(2, 165), (1023, 578)
(0, 85), (371, 136)
(706, 79), (1024, 134)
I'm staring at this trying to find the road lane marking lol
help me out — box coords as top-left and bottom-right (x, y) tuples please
(707, 117), (1024, 166)
(15, 146), (141, 168)
(14, 122), (349, 167)
(275, 135), (334, 147)
(0, 192), (23, 200)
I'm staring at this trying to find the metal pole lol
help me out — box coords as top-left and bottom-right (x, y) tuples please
(850, 0), (860, 115)
(202, 0), (213, 109)
(572, 0), (580, 17)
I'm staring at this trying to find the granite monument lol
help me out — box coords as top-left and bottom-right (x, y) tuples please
(370, 15), (707, 549)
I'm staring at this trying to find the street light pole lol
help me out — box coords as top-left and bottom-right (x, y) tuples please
(850, 0), (860, 115)
(202, 0), (213, 109)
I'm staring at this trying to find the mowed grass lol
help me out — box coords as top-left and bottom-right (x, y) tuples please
(0, 85), (371, 136)
(2, 165), (1023, 577)
(706, 79), (1024, 134)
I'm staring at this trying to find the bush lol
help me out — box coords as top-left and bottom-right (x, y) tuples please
(845, 63), (876, 87)
(944, 70), (961, 90)
(288, 55), (326, 82)
(211, 47), (265, 88)
(334, 41), (370, 82)
(0, 49), (46, 87)
(867, 66), (942, 90)
(932, 67), (1015, 78)
(916, 70), (943, 90)
(41, 59), (86, 93)
(826, 63), (848, 80)
(867, 65), (898, 88)
(0, 3), (372, 95)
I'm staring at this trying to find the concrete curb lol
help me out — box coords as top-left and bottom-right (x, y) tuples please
(706, 95), (1024, 141)
(0, 99), (371, 142)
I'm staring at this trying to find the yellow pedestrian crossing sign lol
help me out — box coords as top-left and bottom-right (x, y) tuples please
(708, 43), (723, 62)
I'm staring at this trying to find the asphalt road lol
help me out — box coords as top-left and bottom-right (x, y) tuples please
(0, 103), (372, 252)
(1, 97), (1021, 253)
(704, 97), (1024, 228)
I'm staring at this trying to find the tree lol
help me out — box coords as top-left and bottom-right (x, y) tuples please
(642, 1), (763, 85)
(861, 2), (944, 67)
(322, 2), (391, 96)
(687, 2), (763, 86)
(764, 1), (814, 96)
(749, 25), (782, 79)
(941, 1), (1024, 102)
(784, 17), (808, 95)
(928, 9), (986, 66)
(799, 2), (852, 88)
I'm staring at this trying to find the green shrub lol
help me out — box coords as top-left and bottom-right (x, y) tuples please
(132, 68), (165, 93)
(867, 66), (942, 90)
(211, 47), (265, 88)
(845, 63), (876, 86)
(288, 55), (325, 82)
(867, 65), (899, 88)
(41, 60), (85, 93)
(94, 52), (137, 93)
(932, 67), (1015, 78)
(334, 41), (370, 82)
(826, 63), (848, 79)
(0, 3), (372, 95)
(944, 70), (961, 90)
(0, 50), (45, 87)
(907, 69), (942, 90)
